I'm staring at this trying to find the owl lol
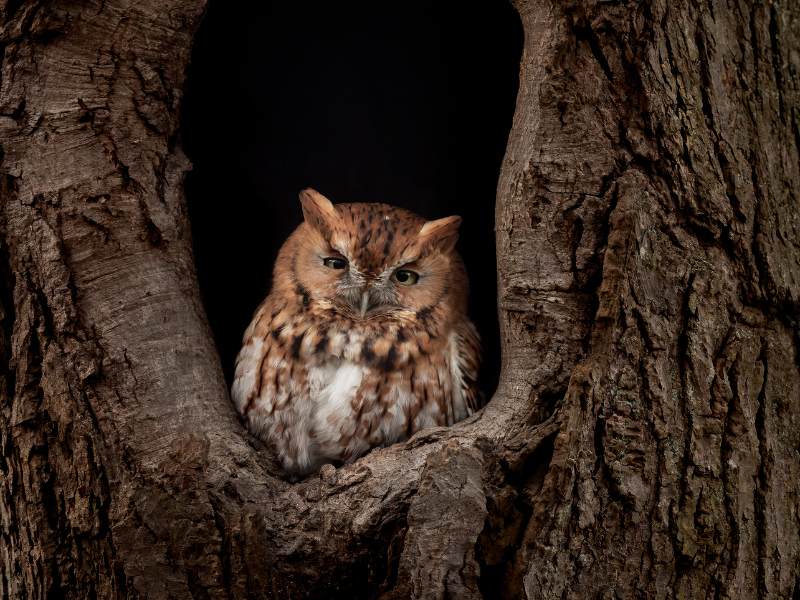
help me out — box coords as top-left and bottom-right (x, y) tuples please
(231, 189), (482, 480)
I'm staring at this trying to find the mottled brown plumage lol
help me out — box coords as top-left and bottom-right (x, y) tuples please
(232, 189), (481, 479)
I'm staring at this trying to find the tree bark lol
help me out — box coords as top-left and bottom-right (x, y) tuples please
(495, 0), (800, 597)
(0, 0), (798, 599)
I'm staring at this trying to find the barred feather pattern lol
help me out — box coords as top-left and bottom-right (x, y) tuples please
(231, 191), (482, 480)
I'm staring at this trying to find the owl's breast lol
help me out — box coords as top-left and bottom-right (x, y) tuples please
(304, 358), (395, 455)
(306, 360), (367, 418)
(322, 319), (450, 373)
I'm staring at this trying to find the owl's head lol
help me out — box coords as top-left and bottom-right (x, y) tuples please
(275, 189), (470, 322)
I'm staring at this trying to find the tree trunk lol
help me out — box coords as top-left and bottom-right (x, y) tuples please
(1, 0), (798, 599)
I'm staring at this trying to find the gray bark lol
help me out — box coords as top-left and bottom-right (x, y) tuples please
(0, 0), (798, 598)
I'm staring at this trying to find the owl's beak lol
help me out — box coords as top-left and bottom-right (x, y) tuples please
(350, 282), (383, 318)
(359, 291), (371, 318)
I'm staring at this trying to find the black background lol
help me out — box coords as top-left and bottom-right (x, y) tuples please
(182, 0), (523, 395)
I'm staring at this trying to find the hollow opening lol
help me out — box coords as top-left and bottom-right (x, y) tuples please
(182, 0), (522, 400)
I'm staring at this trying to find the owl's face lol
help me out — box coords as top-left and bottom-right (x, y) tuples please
(276, 189), (469, 322)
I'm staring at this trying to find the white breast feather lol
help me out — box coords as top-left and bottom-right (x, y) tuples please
(307, 361), (367, 448)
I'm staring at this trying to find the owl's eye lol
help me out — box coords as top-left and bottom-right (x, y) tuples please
(323, 258), (347, 270)
(393, 270), (419, 286)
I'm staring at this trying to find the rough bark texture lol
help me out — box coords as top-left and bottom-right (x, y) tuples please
(0, 0), (798, 599)
(496, 0), (800, 597)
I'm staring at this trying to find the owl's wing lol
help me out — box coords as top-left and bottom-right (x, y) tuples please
(232, 316), (298, 435)
(231, 304), (315, 473)
(452, 320), (483, 415)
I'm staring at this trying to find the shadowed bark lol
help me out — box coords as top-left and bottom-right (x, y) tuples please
(0, 0), (798, 598)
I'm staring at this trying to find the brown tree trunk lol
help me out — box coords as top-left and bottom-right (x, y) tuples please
(1, 0), (798, 598)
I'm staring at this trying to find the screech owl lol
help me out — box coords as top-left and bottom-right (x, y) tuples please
(231, 189), (482, 480)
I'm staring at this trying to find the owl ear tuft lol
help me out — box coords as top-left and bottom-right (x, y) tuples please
(418, 215), (461, 252)
(299, 188), (339, 237)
